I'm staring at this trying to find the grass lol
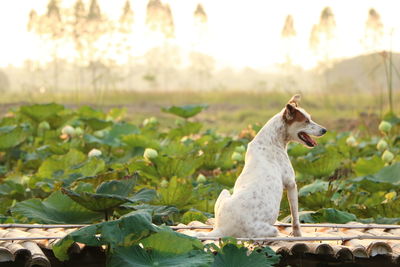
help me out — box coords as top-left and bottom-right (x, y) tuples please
(0, 90), (398, 133)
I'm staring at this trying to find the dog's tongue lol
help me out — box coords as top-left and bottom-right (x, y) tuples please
(302, 132), (317, 146)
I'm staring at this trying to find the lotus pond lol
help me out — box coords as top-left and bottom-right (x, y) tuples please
(0, 103), (398, 266)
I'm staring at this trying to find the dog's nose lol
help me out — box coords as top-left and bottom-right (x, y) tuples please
(320, 128), (327, 135)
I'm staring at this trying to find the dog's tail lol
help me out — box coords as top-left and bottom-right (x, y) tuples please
(194, 228), (222, 238)
(194, 190), (231, 239)
(214, 189), (231, 214)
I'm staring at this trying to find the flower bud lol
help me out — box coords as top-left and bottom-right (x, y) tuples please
(382, 150), (394, 163)
(346, 136), (357, 147)
(160, 179), (168, 188)
(196, 174), (206, 183)
(379, 121), (392, 133)
(88, 148), (102, 157)
(143, 117), (158, 126)
(144, 148), (158, 160)
(376, 139), (388, 151)
(231, 151), (244, 162)
(61, 125), (75, 136)
(74, 127), (84, 137)
(38, 121), (50, 131)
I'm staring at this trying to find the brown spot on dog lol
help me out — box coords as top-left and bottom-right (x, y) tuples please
(283, 104), (307, 125)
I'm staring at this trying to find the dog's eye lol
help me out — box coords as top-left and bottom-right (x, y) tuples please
(305, 119), (310, 123)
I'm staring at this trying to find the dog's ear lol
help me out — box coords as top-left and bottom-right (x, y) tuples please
(288, 94), (301, 107)
(284, 103), (297, 121)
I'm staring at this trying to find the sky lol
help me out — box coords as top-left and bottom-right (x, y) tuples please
(0, 0), (400, 70)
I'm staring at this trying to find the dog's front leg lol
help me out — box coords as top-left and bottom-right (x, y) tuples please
(287, 182), (302, 237)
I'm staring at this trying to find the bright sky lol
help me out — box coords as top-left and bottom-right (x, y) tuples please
(0, 0), (399, 70)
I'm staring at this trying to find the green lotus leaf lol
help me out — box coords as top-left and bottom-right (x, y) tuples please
(108, 245), (213, 267)
(11, 191), (102, 224)
(81, 118), (113, 131)
(108, 226), (210, 267)
(36, 149), (105, 184)
(88, 122), (140, 147)
(299, 180), (329, 197)
(62, 179), (154, 212)
(120, 205), (179, 225)
(299, 208), (357, 224)
(122, 134), (160, 149)
(152, 156), (202, 179)
(73, 169), (133, 187)
(142, 226), (203, 254)
(212, 244), (279, 267)
(354, 155), (385, 176)
(350, 163), (400, 192)
(61, 179), (135, 212)
(61, 187), (129, 212)
(167, 121), (203, 139)
(0, 125), (30, 150)
(127, 188), (157, 203)
(96, 179), (136, 197)
(53, 211), (159, 261)
(157, 177), (193, 208)
(181, 210), (208, 224)
(161, 104), (208, 119)
(20, 103), (65, 122)
(0, 181), (26, 200)
(293, 151), (342, 177)
(78, 106), (106, 119)
(372, 162), (400, 185)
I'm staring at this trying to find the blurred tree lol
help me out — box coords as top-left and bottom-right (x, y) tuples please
(319, 7), (335, 40)
(120, 0), (134, 33)
(118, 0), (135, 89)
(310, 6), (336, 61)
(27, 0), (65, 92)
(71, 0), (112, 93)
(309, 7), (336, 90)
(193, 3), (207, 43)
(72, 0), (87, 90)
(194, 3), (207, 24)
(281, 15), (296, 64)
(280, 14), (298, 92)
(281, 15), (296, 39)
(145, 0), (177, 90)
(146, 0), (175, 38)
(191, 3), (213, 90)
(362, 8), (384, 52)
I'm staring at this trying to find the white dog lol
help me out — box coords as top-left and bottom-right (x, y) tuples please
(203, 95), (326, 238)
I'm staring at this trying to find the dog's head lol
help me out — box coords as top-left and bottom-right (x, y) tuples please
(283, 95), (327, 147)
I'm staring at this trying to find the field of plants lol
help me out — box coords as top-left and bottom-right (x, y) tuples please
(0, 102), (398, 265)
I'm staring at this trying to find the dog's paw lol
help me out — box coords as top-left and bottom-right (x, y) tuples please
(291, 229), (302, 237)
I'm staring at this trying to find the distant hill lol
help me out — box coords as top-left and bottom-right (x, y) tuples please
(322, 52), (400, 92)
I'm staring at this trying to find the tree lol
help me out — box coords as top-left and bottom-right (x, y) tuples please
(362, 8), (384, 52)
(71, 0), (112, 92)
(309, 6), (336, 61)
(146, 0), (175, 38)
(281, 15), (296, 64)
(27, 0), (66, 91)
(281, 15), (296, 39)
(118, 0), (135, 89)
(194, 3), (207, 24)
(191, 3), (213, 90)
(309, 7), (336, 90)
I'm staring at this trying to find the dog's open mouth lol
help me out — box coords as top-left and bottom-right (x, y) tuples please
(298, 132), (317, 147)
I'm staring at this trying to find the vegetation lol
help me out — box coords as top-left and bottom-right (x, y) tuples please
(0, 100), (398, 265)
(1, 90), (398, 134)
